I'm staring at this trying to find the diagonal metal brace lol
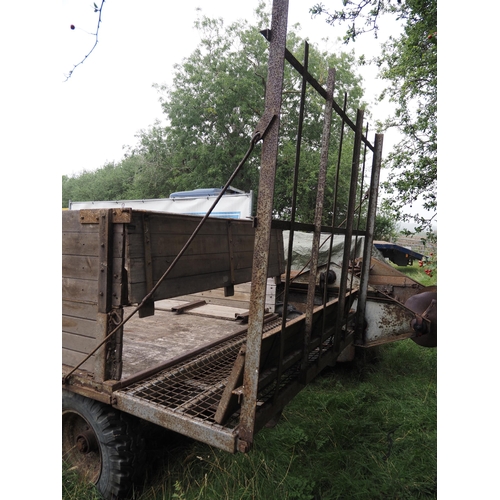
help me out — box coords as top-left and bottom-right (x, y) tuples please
(253, 113), (277, 143)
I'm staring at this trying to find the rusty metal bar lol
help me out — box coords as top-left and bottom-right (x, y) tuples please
(331, 92), (347, 230)
(260, 30), (374, 153)
(302, 67), (336, 371)
(355, 133), (384, 344)
(320, 93), (347, 342)
(333, 109), (364, 352)
(275, 40), (309, 401)
(271, 219), (367, 235)
(239, 0), (289, 452)
(348, 122), (369, 297)
(115, 393), (239, 454)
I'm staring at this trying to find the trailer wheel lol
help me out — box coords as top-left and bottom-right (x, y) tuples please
(62, 390), (143, 499)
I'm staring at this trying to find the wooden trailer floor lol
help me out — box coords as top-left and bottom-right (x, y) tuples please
(121, 299), (253, 380)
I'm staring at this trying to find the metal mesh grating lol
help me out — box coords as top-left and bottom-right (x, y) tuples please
(119, 318), (283, 427)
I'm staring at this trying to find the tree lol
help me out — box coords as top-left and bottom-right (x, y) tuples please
(135, 4), (368, 225)
(62, 161), (138, 207)
(63, 3), (370, 226)
(311, 0), (437, 233)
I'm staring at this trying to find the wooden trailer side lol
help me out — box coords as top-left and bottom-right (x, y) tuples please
(62, 210), (126, 382)
(125, 212), (284, 304)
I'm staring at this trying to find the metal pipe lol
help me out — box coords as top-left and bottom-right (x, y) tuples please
(356, 133), (384, 344)
(302, 67), (336, 370)
(334, 109), (364, 352)
(275, 40), (309, 401)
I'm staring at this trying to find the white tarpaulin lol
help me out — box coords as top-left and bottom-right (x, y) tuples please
(283, 231), (385, 271)
(69, 192), (253, 219)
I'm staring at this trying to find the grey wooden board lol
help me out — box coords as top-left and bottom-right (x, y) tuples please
(121, 306), (247, 379)
(155, 299), (249, 319)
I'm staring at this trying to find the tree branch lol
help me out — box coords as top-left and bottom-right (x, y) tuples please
(64, 1), (105, 81)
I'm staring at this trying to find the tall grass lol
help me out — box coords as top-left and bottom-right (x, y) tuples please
(63, 340), (437, 500)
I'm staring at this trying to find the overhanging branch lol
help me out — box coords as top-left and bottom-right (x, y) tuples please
(64, 1), (105, 81)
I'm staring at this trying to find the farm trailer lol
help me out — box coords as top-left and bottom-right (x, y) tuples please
(62, 1), (436, 497)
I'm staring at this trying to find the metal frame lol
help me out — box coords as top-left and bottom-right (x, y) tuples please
(237, 0), (383, 450)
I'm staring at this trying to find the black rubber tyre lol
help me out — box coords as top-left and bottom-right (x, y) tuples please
(62, 390), (143, 499)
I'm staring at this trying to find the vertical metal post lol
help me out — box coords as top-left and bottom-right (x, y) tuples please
(302, 68), (336, 370)
(334, 109), (364, 352)
(239, 0), (289, 451)
(275, 41), (309, 400)
(355, 133), (383, 344)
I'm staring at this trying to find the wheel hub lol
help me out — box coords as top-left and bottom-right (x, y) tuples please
(76, 429), (98, 454)
(62, 410), (102, 484)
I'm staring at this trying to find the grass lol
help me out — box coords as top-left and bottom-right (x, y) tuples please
(391, 262), (437, 288)
(62, 341), (437, 500)
(63, 265), (437, 499)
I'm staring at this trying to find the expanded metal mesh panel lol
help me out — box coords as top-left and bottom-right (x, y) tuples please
(120, 318), (283, 428)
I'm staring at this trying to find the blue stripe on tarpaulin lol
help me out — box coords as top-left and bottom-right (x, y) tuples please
(185, 212), (241, 219)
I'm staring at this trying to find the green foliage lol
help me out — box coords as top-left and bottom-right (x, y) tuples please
(311, 0), (437, 233)
(393, 260), (436, 287)
(62, 461), (101, 499)
(373, 210), (398, 241)
(62, 161), (140, 207)
(378, 0), (437, 232)
(62, 3), (370, 224)
(148, 5), (367, 224)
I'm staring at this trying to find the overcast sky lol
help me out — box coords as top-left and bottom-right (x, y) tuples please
(56, 0), (400, 178)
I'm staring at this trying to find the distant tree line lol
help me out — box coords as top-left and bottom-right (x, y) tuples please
(62, 3), (397, 240)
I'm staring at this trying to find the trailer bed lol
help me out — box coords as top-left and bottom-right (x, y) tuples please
(120, 300), (250, 379)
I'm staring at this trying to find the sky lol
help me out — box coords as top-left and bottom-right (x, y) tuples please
(56, 0), (400, 178)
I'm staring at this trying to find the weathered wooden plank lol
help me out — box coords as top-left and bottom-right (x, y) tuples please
(145, 212), (230, 236)
(128, 268), (256, 303)
(230, 234), (255, 253)
(176, 303), (249, 320)
(62, 277), (98, 303)
(62, 232), (100, 256)
(128, 252), (232, 283)
(98, 209), (113, 313)
(214, 347), (245, 424)
(62, 315), (98, 338)
(62, 255), (99, 280)
(127, 232), (238, 258)
(62, 300), (97, 320)
(62, 347), (98, 372)
(63, 331), (99, 352)
(128, 250), (280, 285)
(62, 210), (100, 233)
(119, 306), (246, 378)
(172, 280), (276, 311)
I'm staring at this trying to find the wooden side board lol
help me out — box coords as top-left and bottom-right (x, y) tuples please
(126, 212), (284, 304)
(62, 208), (286, 383)
(62, 211), (101, 372)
